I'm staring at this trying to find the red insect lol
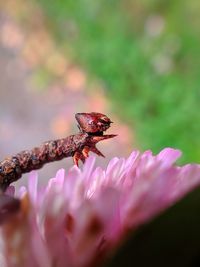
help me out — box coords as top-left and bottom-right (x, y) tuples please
(0, 112), (116, 192)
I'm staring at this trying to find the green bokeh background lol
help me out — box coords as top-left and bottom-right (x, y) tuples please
(35, 0), (200, 163)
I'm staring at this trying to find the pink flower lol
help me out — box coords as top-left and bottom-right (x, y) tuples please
(1, 148), (200, 267)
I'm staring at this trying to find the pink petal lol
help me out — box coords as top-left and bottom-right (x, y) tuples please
(28, 171), (38, 204)
(158, 147), (182, 168)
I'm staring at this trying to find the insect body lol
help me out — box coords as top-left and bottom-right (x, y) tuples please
(0, 112), (116, 192)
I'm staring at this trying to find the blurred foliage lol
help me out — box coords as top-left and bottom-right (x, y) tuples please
(35, 0), (200, 163)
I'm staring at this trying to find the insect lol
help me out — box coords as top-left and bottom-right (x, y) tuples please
(0, 112), (116, 192)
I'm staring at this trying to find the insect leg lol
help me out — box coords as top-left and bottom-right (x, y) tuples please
(73, 151), (86, 166)
(82, 146), (90, 158)
(89, 146), (105, 157)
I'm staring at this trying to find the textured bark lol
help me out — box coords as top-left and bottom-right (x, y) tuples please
(0, 134), (87, 191)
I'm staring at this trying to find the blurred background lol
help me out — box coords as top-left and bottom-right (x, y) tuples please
(0, 0), (200, 187)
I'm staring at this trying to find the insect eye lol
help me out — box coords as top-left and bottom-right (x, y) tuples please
(101, 116), (108, 122)
(99, 118), (110, 125)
